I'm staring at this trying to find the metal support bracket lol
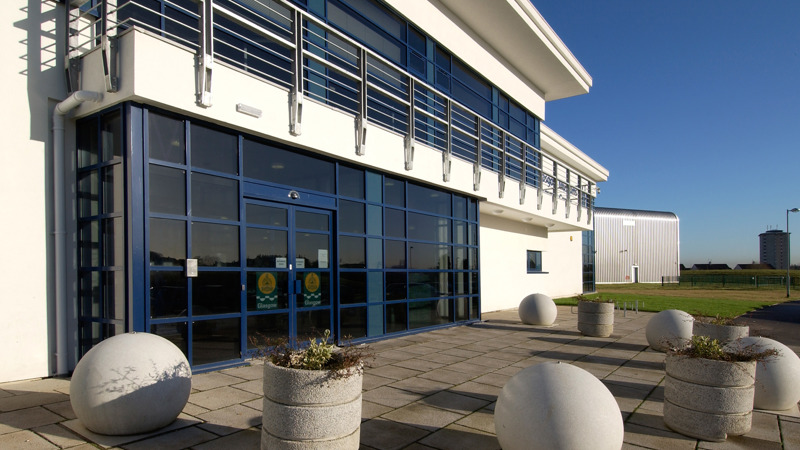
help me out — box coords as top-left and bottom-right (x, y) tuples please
(404, 78), (415, 170)
(196, 0), (214, 107)
(66, 57), (81, 93)
(442, 152), (451, 182)
(498, 174), (505, 199)
(537, 186), (543, 210)
(101, 35), (118, 92)
(356, 49), (368, 155)
(356, 115), (367, 156)
(519, 184), (526, 205)
(473, 163), (481, 191)
(443, 98), (452, 182)
(290, 9), (303, 135)
(290, 88), (303, 135)
(404, 135), (414, 170)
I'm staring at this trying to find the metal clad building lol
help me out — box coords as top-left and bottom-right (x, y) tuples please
(594, 208), (680, 283)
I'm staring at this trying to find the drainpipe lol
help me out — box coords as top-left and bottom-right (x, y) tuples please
(53, 90), (102, 376)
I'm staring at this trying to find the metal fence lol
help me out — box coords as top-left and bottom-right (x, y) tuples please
(662, 275), (800, 289)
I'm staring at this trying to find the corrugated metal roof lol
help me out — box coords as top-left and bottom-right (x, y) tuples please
(594, 207), (678, 222)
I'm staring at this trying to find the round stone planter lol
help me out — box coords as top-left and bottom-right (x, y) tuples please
(663, 354), (756, 442)
(261, 362), (363, 449)
(577, 301), (614, 337)
(693, 322), (749, 345)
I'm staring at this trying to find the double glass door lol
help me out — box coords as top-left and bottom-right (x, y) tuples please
(245, 200), (333, 346)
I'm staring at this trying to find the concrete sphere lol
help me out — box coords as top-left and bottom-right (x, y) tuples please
(727, 337), (800, 411)
(70, 332), (191, 435)
(494, 362), (623, 450)
(646, 310), (694, 352)
(518, 293), (557, 326)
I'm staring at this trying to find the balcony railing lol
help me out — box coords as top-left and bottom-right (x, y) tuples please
(66, 0), (595, 223)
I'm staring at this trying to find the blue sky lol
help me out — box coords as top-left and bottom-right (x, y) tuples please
(532, 1), (800, 267)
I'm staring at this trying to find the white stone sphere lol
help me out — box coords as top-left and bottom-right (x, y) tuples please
(70, 332), (191, 435)
(727, 337), (800, 411)
(494, 362), (623, 450)
(645, 310), (694, 352)
(518, 293), (557, 326)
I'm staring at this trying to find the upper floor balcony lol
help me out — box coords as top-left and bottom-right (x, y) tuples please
(65, 0), (608, 231)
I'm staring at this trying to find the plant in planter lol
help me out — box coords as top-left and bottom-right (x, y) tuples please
(576, 294), (615, 337)
(252, 330), (372, 450)
(663, 335), (778, 442)
(693, 314), (749, 345)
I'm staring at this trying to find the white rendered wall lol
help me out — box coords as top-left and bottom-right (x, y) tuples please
(0, 0), (66, 382)
(479, 215), (583, 312)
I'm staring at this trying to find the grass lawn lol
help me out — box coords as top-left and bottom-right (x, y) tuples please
(554, 283), (793, 318)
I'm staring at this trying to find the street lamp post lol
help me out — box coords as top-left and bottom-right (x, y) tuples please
(788, 208), (800, 298)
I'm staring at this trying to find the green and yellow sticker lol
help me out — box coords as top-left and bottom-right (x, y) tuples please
(256, 272), (278, 310)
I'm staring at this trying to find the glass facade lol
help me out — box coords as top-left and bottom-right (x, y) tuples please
(76, 109), (127, 356)
(76, 104), (480, 369)
(582, 230), (596, 293)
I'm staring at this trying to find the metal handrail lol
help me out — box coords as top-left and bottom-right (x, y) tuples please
(66, 0), (597, 212)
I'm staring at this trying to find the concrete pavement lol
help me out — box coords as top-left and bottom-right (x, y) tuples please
(1, 305), (799, 449)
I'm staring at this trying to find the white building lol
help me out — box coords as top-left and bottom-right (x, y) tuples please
(1, 0), (608, 382)
(593, 208), (680, 284)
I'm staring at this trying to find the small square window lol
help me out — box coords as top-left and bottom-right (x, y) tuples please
(527, 250), (542, 273)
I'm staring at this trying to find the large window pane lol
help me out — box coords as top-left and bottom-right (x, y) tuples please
(80, 221), (100, 267)
(386, 272), (406, 300)
(78, 119), (98, 168)
(102, 164), (123, 214)
(296, 211), (328, 231)
(340, 272), (366, 304)
(191, 173), (238, 220)
(102, 217), (124, 267)
(78, 171), (99, 217)
(339, 236), (365, 268)
(386, 302), (407, 333)
(151, 323), (188, 357)
(385, 209), (405, 238)
(340, 306), (367, 339)
(149, 112), (185, 164)
(408, 213), (451, 242)
(247, 313), (290, 349)
(246, 204), (287, 227)
(191, 123), (238, 174)
(407, 183), (451, 215)
(409, 243), (451, 270)
(296, 309), (331, 338)
(296, 232), (328, 268)
(339, 166), (364, 199)
(101, 110), (122, 161)
(192, 222), (239, 266)
(384, 177), (404, 206)
(385, 240), (405, 268)
(193, 271), (241, 315)
(244, 139), (335, 193)
(192, 318), (240, 365)
(339, 200), (365, 234)
(150, 271), (187, 318)
(149, 165), (186, 215)
(409, 299), (452, 329)
(150, 218), (186, 266)
(409, 272), (451, 298)
(246, 228), (287, 268)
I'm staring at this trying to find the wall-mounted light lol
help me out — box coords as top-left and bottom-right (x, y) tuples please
(236, 103), (262, 118)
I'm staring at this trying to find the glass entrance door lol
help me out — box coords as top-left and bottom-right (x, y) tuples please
(244, 200), (333, 349)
